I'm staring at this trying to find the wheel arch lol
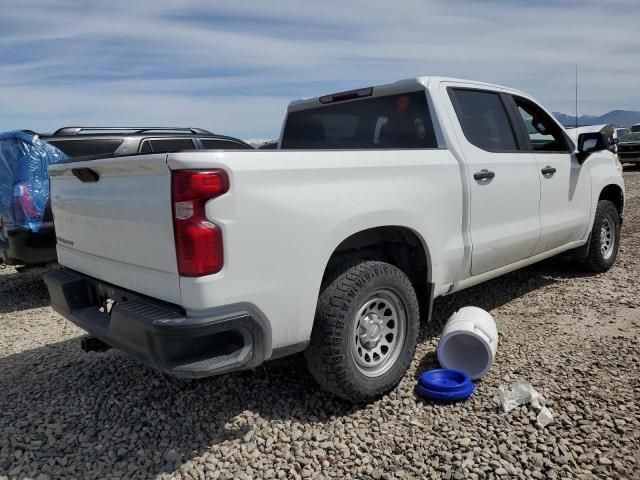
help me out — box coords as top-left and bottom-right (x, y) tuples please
(319, 225), (434, 322)
(599, 183), (624, 215)
(571, 182), (624, 260)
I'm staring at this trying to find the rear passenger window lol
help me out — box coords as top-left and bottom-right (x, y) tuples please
(139, 141), (152, 154)
(140, 139), (196, 153)
(47, 139), (123, 158)
(281, 91), (438, 149)
(200, 139), (250, 150)
(449, 89), (518, 152)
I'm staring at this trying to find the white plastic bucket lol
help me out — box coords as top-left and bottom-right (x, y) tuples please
(437, 306), (498, 380)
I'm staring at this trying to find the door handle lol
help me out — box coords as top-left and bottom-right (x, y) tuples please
(541, 166), (557, 176)
(473, 169), (495, 181)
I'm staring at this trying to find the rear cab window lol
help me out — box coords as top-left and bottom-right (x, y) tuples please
(448, 88), (519, 152)
(281, 91), (438, 149)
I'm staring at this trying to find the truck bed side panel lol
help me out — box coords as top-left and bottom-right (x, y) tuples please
(166, 150), (464, 350)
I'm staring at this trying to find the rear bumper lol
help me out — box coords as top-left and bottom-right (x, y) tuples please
(43, 268), (269, 378)
(0, 221), (57, 266)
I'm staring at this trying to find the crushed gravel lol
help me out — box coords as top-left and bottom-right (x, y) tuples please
(1, 168), (639, 480)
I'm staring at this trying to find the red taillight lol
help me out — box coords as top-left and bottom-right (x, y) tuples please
(171, 170), (229, 276)
(13, 183), (40, 220)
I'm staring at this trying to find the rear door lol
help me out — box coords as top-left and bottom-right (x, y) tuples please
(509, 95), (592, 254)
(446, 85), (541, 275)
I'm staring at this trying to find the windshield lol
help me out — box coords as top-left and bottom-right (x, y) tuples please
(620, 132), (640, 142)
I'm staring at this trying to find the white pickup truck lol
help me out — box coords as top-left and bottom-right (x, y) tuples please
(44, 77), (624, 402)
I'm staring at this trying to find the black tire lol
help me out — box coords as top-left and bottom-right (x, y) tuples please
(583, 200), (621, 272)
(305, 261), (420, 403)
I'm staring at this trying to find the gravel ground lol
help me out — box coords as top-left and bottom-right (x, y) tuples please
(1, 168), (639, 480)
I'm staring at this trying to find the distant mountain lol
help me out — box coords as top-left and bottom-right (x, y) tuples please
(553, 110), (640, 128)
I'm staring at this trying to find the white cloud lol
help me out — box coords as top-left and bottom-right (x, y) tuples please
(0, 0), (638, 138)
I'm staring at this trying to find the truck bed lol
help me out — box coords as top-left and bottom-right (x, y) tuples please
(48, 148), (463, 349)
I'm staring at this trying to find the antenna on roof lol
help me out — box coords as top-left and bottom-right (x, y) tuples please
(575, 64), (578, 132)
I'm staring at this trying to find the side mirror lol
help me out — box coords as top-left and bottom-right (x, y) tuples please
(576, 132), (607, 163)
(532, 118), (549, 135)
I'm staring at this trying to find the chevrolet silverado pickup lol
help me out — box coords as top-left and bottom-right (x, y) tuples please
(44, 77), (624, 402)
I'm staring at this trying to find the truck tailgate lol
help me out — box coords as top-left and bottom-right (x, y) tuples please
(48, 154), (181, 304)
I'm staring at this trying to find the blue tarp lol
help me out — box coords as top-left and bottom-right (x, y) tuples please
(0, 131), (68, 232)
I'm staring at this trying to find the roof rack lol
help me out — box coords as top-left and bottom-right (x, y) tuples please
(53, 127), (214, 136)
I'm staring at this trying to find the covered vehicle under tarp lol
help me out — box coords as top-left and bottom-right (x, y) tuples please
(0, 131), (67, 232)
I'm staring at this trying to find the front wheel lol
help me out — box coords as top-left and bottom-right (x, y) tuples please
(305, 261), (420, 403)
(583, 200), (621, 272)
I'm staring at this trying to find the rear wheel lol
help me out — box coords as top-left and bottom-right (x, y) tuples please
(583, 200), (620, 272)
(305, 261), (419, 403)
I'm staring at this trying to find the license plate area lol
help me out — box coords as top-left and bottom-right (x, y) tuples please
(67, 276), (139, 329)
(90, 282), (132, 312)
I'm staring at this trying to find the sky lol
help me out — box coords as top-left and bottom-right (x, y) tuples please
(1, 0), (638, 142)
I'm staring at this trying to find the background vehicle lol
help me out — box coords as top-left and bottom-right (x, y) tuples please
(617, 132), (640, 165)
(615, 127), (630, 141)
(631, 123), (640, 133)
(0, 127), (252, 268)
(44, 78), (624, 402)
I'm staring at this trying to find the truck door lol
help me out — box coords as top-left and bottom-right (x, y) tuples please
(446, 86), (541, 276)
(509, 95), (592, 254)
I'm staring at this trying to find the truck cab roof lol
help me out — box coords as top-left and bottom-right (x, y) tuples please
(287, 76), (529, 112)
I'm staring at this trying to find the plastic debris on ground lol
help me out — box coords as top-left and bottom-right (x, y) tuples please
(0, 130), (68, 232)
(437, 306), (498, 380)
(416, 368), (475, 402)
(497, 380), (553, 427)
(536, 406), (554, 427)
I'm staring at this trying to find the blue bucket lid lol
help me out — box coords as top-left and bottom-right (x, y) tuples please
(416, 368), (474, 402)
